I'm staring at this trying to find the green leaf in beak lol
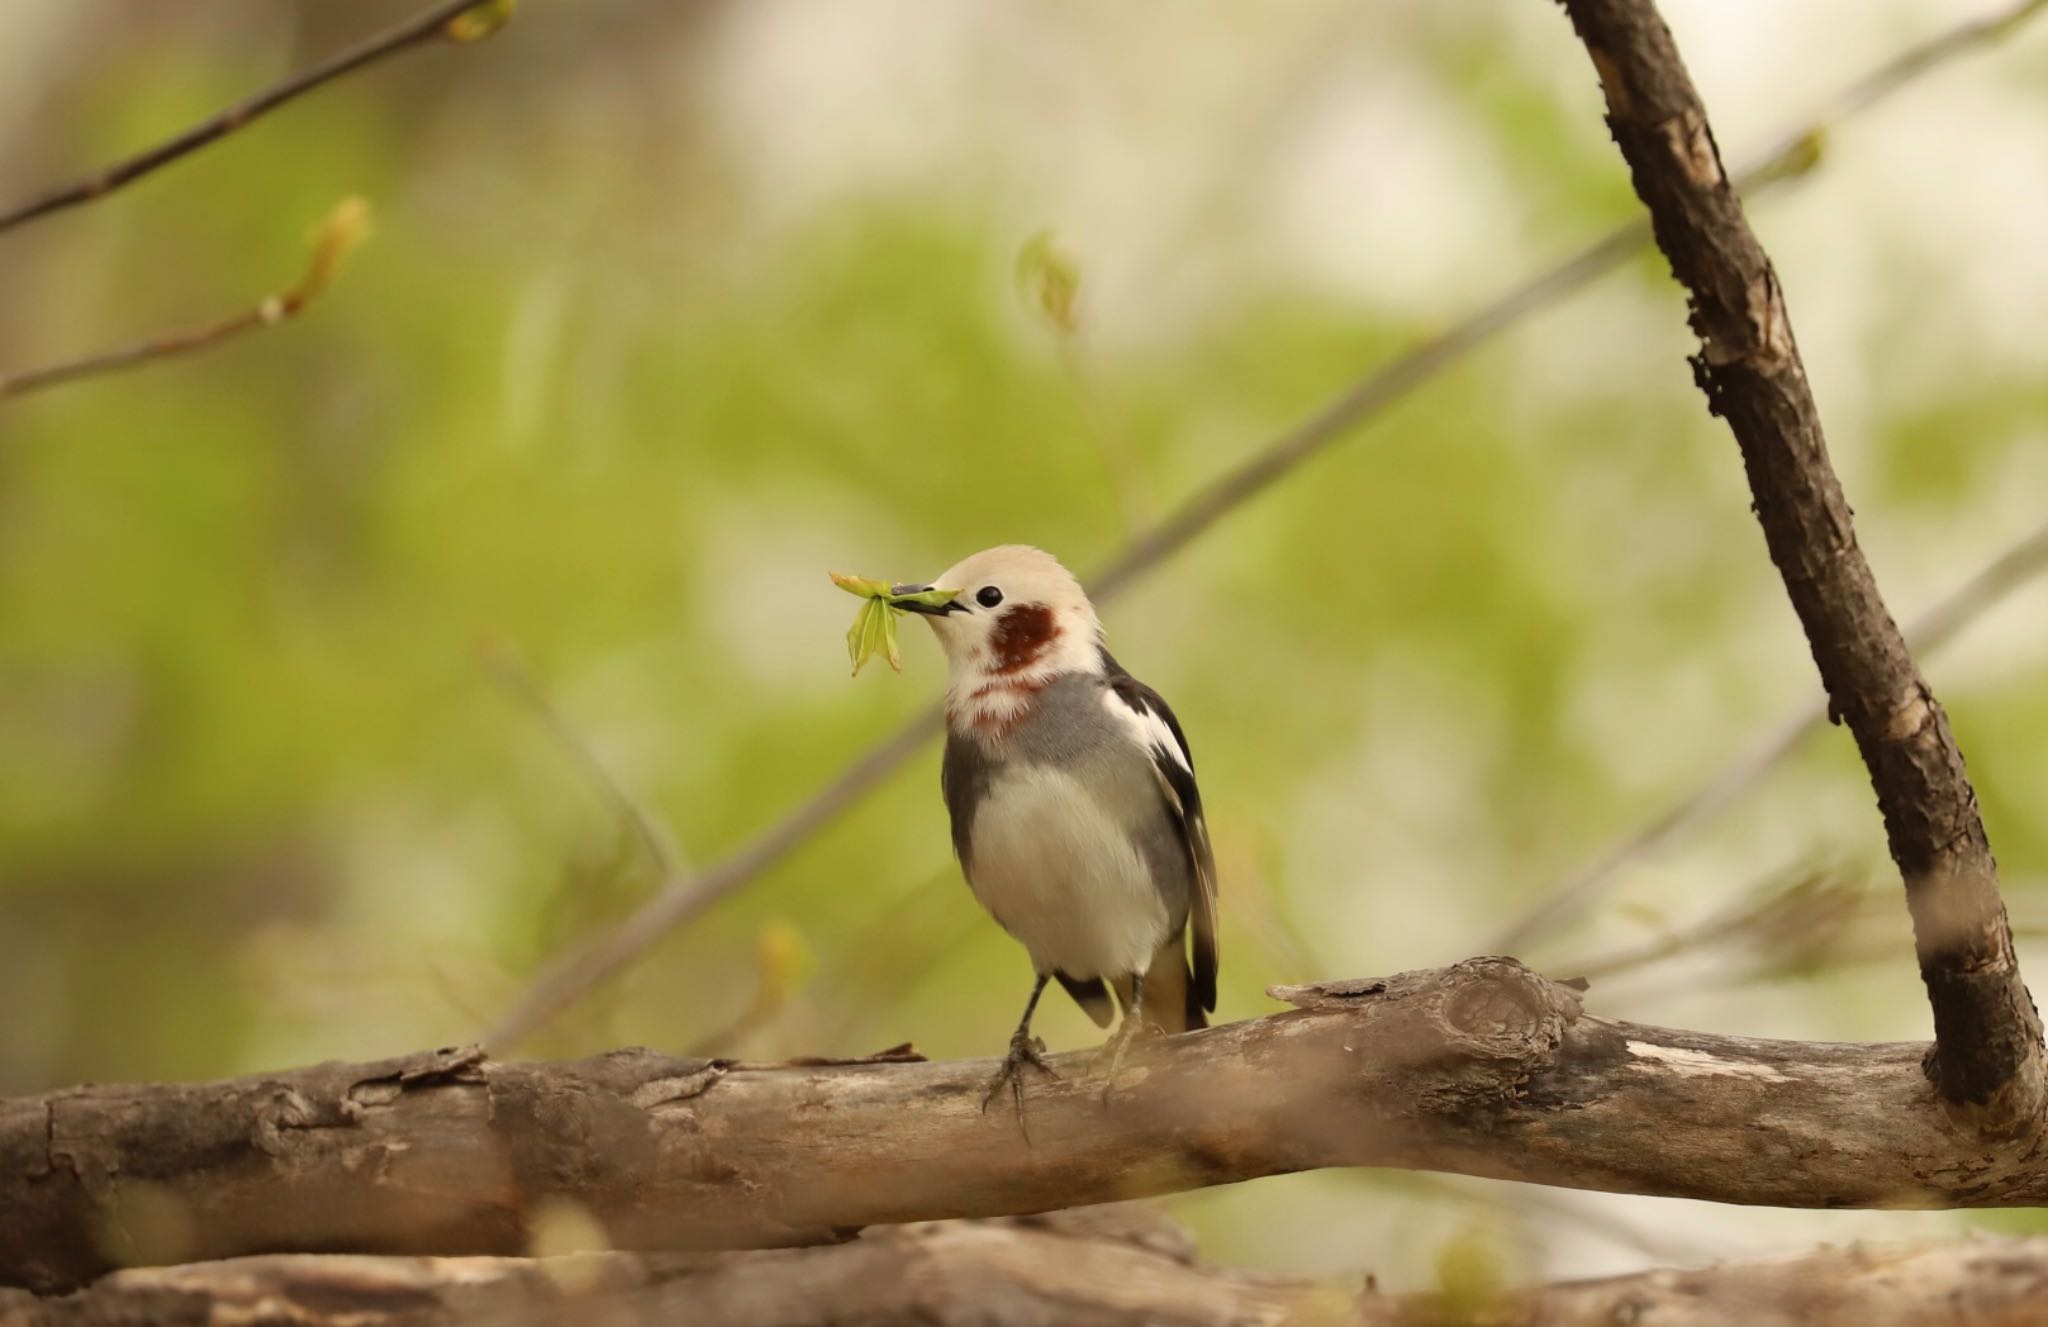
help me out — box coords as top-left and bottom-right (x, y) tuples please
(887, 586), (962, 610)
(830, 572), (959, 675)
(854, 597), (895, 676)
(830, 572), (893, 599)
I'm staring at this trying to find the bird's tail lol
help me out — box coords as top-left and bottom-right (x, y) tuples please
(1124, 931), (1206, 1034)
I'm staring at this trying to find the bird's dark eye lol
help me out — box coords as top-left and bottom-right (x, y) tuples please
(976, 585), (1004, 609)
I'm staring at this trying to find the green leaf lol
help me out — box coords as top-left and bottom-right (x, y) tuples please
(844, 597), (880, 675)
(887, 586), (959, 609)
(444, 0), (515, 43)
(830, 571), (893, 599)
(754, 919), (815, 1004)
(864, 606), (897, 679)
(298, 196), (373, 300)
(880, 604), (903, 673)
(1014, 229), (1081, 335)
(831, 571), (957, 675)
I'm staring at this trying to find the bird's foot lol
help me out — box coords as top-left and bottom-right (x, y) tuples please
(981, 1031), (1060, 1133)
(1094, 1015), (1155, 1105)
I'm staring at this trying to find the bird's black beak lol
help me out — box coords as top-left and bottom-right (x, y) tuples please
(890, 582), (964, 615)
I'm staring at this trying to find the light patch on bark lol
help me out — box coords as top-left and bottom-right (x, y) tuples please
(630, 1067), (726, 1109)
(1886, 687), (1933, 742)
(1660, 107), (1722, 188)
(1625, 1041), (1790, 1082)
(1744, 267), (1792, 364)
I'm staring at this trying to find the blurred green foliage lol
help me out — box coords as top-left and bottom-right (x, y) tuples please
(3, 0), (2047, 1282)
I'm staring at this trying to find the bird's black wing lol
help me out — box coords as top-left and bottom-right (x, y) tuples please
(1100, 649), (1219, 1016)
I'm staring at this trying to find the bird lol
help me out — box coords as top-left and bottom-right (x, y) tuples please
(889, 545), (1218, 1115)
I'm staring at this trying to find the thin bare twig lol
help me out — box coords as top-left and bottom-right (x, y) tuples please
(809, 863), (981, 1047)
(480, 0), (2048, 1051)
(1092, 0), (2048, 604)
(485, 714), (943, 1047)
(1559, 862), (2048, 991)
(482, 642), (687, 883)
(1017, 233), (1152, 536)
(1494, 515), (2048, 954)
(669, 914), (815, 1058)
(0, 197), (371, 399)
(1555, 0), (2043, 1130)
(1557, 868), (1870, 985)
(0, 0), (509, 235)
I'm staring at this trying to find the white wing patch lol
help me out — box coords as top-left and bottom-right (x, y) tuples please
(1101, 689), (1191, 773)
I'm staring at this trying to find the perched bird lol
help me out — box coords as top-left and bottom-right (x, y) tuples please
(891, 545), (1218, 1111)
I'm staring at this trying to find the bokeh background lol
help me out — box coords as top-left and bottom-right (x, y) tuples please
(5, 0), (2048, 1291)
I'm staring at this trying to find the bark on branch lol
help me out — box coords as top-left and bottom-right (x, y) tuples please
(1551, 0), (2046, 1133)
(11, 1223), (2048, 1327)
(9, 959), (2048, 1295)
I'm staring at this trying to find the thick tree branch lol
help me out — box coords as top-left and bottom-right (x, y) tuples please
(482, 0), (2048, 1052)
(11, 959), (2048, 1295)
(1552, 0), (2046, 1133)
(13, 1227), (2048, 1327)
(0, 1), (508, 235)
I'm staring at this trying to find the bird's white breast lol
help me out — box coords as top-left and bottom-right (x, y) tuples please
(965, 763), (1171, 981)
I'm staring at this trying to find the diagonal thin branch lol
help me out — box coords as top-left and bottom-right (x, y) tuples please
(1557, 867), (1869, 986)
(485, 711), (945, 1048)
(1552, 0), (2044, 1132)
(482, 643), (688, 883)
(480, 0), (2048, 1052)
(1092, 0), (2047, 604)
(1560, 866), (2048, 992)
(0, 0), (508, 235)
(0, 196), (371, 400)
(1494, 514), (2048, 954)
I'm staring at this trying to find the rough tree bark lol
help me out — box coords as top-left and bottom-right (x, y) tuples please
(9, 959), (2048, 1296)
(1553, 0), (2046, 1134)
(9, 1220), (2048, 1327)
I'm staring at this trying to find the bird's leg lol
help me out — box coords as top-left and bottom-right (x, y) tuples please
(982, 972), (1060, 1126)
(1096, 970), (1146, 1102)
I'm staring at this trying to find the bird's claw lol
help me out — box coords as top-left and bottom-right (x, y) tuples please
(981, 1032), (1060, 1134)
(1094, 1015), (1157, 1105)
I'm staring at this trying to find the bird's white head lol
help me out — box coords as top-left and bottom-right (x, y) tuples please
(892, 544), (1104, 735)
